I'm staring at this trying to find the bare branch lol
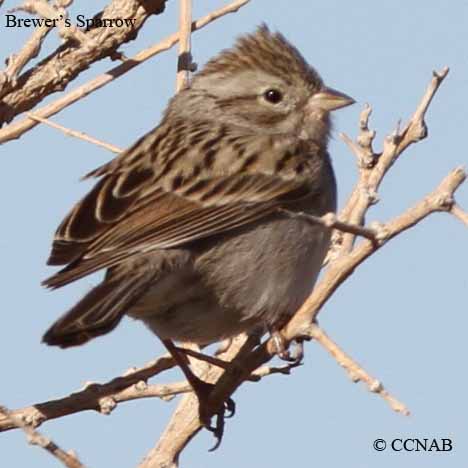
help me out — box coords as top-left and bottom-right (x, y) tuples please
(397, 67), (450, 153)
(9, 0), (90, 45)
(451, 204), (468, 226)
(26, 113), (122, 153)
(104, 381), (192, 409)
(0, 0), (168, 127)
(0, 25), (52, 95)
(0, 355), (175, 432)
(285, 166), (466, 338)
(0, 0), (252, 145)
(308, 324), (410, 415)
(340, 104), (377, 169)
(0, 405), (86, 468)
(0, 343), (303, 441)
(336, 68), (450, 255)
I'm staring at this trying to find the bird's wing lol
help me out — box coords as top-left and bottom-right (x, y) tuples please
(44, 122), (318, 289)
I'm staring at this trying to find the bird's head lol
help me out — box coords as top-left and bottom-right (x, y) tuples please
(185, 25), (354, 143)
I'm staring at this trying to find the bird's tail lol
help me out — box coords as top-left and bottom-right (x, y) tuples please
(43, 268), (156, 348)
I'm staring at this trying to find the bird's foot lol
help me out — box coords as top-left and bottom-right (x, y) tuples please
(162, 339), (235, 449)
(270, 330), (304, 365)
(190, 377), (236, 451)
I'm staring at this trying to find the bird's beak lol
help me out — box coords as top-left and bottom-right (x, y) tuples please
(308, 87), (355, 112)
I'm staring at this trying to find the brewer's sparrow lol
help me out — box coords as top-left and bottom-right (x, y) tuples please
(43, 25), (353, 386)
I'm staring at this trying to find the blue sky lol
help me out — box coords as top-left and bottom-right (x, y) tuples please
(1, 1), (467, 467)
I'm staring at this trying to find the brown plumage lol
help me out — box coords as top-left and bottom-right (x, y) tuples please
(42, 25), (354, 349)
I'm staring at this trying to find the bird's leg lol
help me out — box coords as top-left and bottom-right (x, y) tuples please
(174, 345), (231, 370)
(162, 339), (199, 387)
(161, 339), (235, 449)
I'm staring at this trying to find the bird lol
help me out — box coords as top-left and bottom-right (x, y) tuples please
(42, 25), (354, 434)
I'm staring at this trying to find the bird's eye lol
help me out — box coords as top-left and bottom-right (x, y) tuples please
(263, 89), (283, 104)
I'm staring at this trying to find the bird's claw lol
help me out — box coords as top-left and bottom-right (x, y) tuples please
(288, 339), (304, 364)
(195, 380), (236, 451)
(270, 330), (304, 365)
(224, 397), (236, 418)
(204, 397), (236, 452)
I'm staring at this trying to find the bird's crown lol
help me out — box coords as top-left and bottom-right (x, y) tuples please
(195, 24), (323, 91)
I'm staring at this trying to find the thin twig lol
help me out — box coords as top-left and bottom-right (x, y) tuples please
(279, 209), (380, 242)
(336, 68), (450, 255)
(250, 361), (302, 380)
(397, 67), (450, 153)
(176, 0), (193, 92)
(340, 104), (376, 170)
(451, 204), (468, 227)
(0, 405), (86, 468)
(26, 112), (122, 153)
(308, 324), (410, 415)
